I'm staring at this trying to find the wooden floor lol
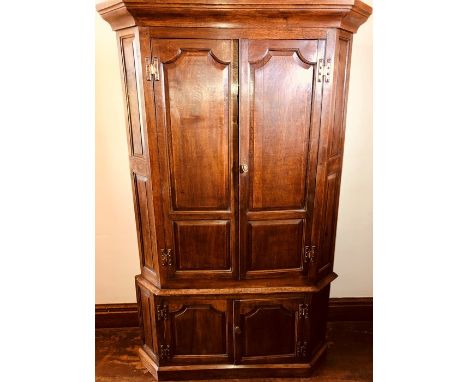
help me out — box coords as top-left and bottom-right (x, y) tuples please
(96, 321), (372, 382)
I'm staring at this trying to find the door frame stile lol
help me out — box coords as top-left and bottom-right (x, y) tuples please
(238, 39), (250, 280)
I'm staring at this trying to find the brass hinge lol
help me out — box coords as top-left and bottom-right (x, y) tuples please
(145, 57), (160, 81)
(298, 304), (309, 319)
(159, 344), (171, 359)
(156, 304), (168, 321)
(160, 249), (173, 267)
(296, 341), (308, 359)
(318, 58), (332, 83)
(304, 245), (317, 264)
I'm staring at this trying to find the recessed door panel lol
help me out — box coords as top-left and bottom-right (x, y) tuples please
(173, 220), (230, 271)
(249, 49), (314, 210)
(158, 298), (233, 365)
(247, 219), (304, 275)
(160, 42), (231, 211)
(239, 39), (325, 281)
(234, 298), (304, 364)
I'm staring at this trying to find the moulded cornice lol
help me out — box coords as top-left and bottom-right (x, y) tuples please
(97, 0), (372, 33)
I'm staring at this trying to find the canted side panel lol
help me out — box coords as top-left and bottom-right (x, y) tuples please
(317, 173), (339, 277)
(121, 35), (145, 157)
(246, 219), (304, 273)
(309, 285), (330, 354)
(248, 46), (316, 210)
(133, 174), (155, 271)
(311, 31), (353, 282)
(118, 29), (163, 286)
(138, 285), (157, 356)
(329, 37), (351, 158)
(173, 220), (230, 271)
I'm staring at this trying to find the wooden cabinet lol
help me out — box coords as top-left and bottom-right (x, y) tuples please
(152, 38), (238, 284)
(98, 0), (371, 379)
(234, 297), (306, 364)
(239, 39), (324, 281)
(157, 297), (233, 365)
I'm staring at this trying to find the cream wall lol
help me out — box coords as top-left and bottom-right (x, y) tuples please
(332, 12), (373, 297)
(95, 11), (373, 303)
(96, 13), (140, 303)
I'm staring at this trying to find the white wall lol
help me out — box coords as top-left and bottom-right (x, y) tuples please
(95, 9), (373, 303)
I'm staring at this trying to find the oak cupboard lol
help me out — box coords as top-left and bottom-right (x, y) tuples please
(97, 0), (371, 379)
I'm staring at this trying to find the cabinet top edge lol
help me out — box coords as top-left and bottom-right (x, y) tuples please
(96, 0), (372, 33)
(136, 273), (338, 296)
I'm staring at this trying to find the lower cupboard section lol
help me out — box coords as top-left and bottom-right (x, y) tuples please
(136, 280), (331, 379)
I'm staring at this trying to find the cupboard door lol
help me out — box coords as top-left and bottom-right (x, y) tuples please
(234, 297), (306, 364)
(151, 39), (238, 285)
(156, 298), (233, 365)
(239, 39), (325, 280)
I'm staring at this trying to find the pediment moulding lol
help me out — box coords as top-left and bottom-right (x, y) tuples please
(97, 0), (372, 33)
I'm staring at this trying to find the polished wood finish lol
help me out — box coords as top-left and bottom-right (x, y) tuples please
(158, 297), (232, 365)
(97, 0), (372, 33)
(95, 297), (373, 328)
(97, 0), (371, 379)
(239, 39), (324, 282)
(234, 297), (304, 363)
(151, 38), (238, 285)
(135, 278), (331, 379)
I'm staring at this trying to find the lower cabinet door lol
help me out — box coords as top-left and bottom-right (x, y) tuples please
(156, 297), (233, 365)
(234, 297), (308, 364)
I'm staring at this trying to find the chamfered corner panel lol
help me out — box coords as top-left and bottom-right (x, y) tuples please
(173, 220), (231, 271)
(136, 281), (158, 360)
(133, 174), (156, 271)
(120, 32), (145, 157)
(317, 172), (340, 278)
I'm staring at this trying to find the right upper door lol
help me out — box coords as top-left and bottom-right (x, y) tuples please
(239, 39), (326, 281)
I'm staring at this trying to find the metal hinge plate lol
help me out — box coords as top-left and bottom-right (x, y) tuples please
(160, 249), (173, 267)
(298, 304), (309, 319)
(318, 58), (332, 83)
(159, 344), (171, 359)
(304, 245), (317, 264)
(145, 57), (160, 81)
(156, 304), (168, 321)
(296, 341), (308, 359)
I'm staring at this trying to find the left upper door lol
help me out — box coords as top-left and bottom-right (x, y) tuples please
(150, 39), (238, 286)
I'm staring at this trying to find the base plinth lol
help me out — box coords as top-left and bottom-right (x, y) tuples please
(139, 344), (328, 380)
